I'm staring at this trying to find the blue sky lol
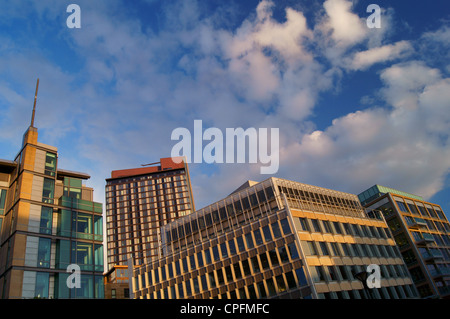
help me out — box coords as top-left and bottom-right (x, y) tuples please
(0, 0), (449, 215)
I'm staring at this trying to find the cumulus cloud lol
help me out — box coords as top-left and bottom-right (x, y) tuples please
(350, 41), (413, 70)
(321, 0), (367, 47)
(0, 0), (449, 208)
(288, 61), (450, 199)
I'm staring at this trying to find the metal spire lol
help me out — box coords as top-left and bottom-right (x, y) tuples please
(30, 78), (39, 127)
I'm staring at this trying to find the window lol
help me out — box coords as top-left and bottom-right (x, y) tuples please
(40, 206), (53, 235)
(242, 260), (251, 276)
(285, 271), (296, 289)
(254, 229), (263, 245)
(212, 246), (220, 261)
(313, 266), (327, 282)
(343, 223), (352, 235)
(295, 268), (308, 286)
(260, 253), (270, 270)
(271, 222), (282, 238)
(333, 222), (342, 234)
(268, 249), (279, 266)
(220, 243), (228, 258)
(204, 249), (212, 264)
(396, 201), (409, 213)
(280, 218), (291, 235)
(42, 178), (54, 204)
(35, 272), (50, 298)
(319, 242), (330, 256)
(236, 236), (245, 252)
(312, 219), (322, 233)
(262, 225), (272, 242)
(44, 152), (57, 176)
(197, 252), (204, 267)
(228, 240), (236, 255)
(37, 238), (51, 268)
(233, 263), (242, 279)
(338, 266), (349, 280)
(323, 221), (333, 233)
(278, 246), (289, 263)
(72, 241), (93, 271)
(0, 189), (6, 215)
(298, 218), (310, 231)
(250, 257), (260, 273)
(328, 266), (338, 281)
(276, 275), (287, 293)
(72, 212), (93, 240)
(307, 241), (318, 255)
(245, 233), (254, 249)
(287, 242), (299, 259)
(330, 242), (341, 256)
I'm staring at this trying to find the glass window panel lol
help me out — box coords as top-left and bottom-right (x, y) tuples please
(72, 241), (93, 271)
(42, 178), (55, 204)
(35, 272), (49, 298)
(245, 233), (254, 249)
(262, 225), (272, 242)
(254, 229), (263, 245)
(37, 238), (51, 268)
(40, 206), (53, 235)
(271, 222), (282, 238)
(44, 152), (57, 176)
(280, 218), (291, 235)
(0, 189), (7, 215)
(236, 236), (245, 252)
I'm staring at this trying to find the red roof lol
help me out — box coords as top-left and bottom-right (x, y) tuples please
(110, 157), (185, 179)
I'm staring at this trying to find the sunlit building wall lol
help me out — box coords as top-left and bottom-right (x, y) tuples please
(360, 185), (450, 299)
(129, 177), (417, 299)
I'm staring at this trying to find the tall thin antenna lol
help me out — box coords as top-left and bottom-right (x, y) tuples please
(31, 78), (39, 127)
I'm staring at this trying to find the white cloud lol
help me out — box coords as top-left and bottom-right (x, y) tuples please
(322, 0), (367, 47)
(350, 40), (413, 70)
(0, 0), (449, 210)
(285, 62), (450, 199)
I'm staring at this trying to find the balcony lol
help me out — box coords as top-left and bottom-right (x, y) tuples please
(415, 232), (435, 246)
(429, 267), (450, 278)
(407, 217), (428, 229)
(421, 249), (444, 261)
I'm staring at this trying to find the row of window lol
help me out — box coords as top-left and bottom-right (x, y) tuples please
(395, 200), (447, 221)
(168, 217), (291, 263)
(164, 184), (276, 244)
(318, 284), (417, 299)
(142, 241), (299, 289)
(140, 267), (308, 300)
(106, 172), (187, 189)
(277, 183), (361, 211)
(295, 217), (390, 240)
(310, 263), (410, 284)
(303, 240), (401, 259)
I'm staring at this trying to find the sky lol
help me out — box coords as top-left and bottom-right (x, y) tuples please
(0, 0), (449, 216)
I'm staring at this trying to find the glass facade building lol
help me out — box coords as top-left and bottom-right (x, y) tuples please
(105, 157), (195, 270)
(129, 178), (417, 299)
(104, 157), (195, 298)
(360, 185), (450, 299)
(0, 126), (104, 299)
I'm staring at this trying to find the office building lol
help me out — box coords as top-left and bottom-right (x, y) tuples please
(359, 185), (450, 298)
(129, 177), (417, 299)
(0, 124), (104, 299)
(104, 157), (195, 297)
